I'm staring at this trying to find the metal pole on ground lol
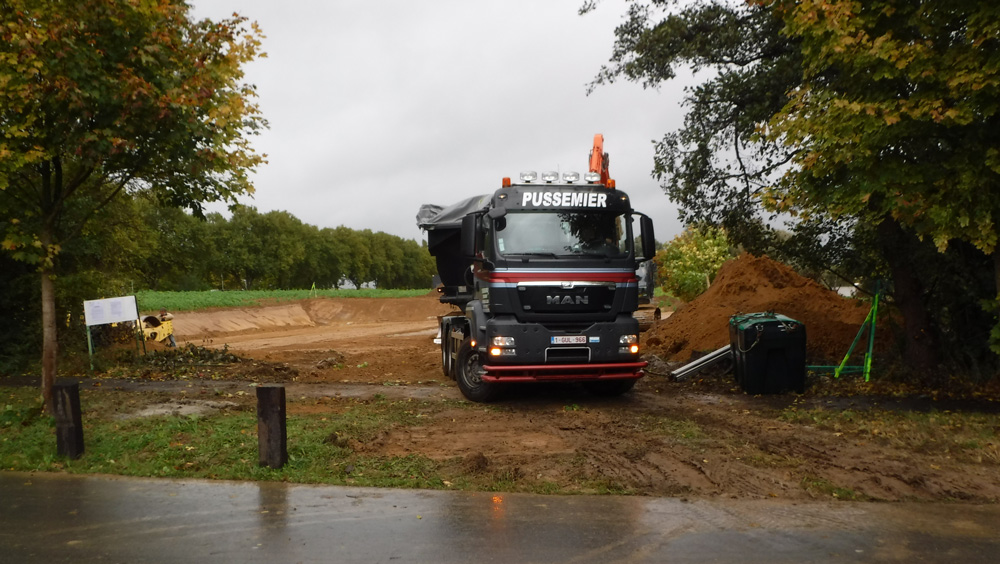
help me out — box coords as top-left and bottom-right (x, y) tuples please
(86, 326), (95, 372)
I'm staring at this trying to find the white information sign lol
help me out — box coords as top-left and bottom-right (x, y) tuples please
(83, 296), (139, 327)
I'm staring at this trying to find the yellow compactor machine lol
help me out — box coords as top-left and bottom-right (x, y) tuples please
(141, 315), (174, 344)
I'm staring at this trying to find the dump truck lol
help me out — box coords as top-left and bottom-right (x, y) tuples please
(416, 135), (656, 401)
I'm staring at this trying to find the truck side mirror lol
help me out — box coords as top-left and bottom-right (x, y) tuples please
(639, 215), (655, 260)
(461, 213), (478, 257)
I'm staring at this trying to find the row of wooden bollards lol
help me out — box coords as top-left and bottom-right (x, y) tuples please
(53, 382), (290, 469)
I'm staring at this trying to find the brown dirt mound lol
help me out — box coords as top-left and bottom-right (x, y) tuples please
(645, 254), (872, 364)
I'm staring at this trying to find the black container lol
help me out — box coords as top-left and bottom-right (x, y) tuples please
(729, 312), (806, 394)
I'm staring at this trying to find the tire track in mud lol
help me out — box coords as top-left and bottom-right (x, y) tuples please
(578, 443), (719, 496)
(546, 409), (717, 496)
(344, 380), (999, 501)
(632, 386), (999, 501)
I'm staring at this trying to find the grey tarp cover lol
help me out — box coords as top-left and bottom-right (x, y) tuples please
(416, 194), (491, 231)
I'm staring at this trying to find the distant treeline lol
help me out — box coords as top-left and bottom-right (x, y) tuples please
(116, 194), (434, 292)
(140, 205), (435, 293)
(0, 193), (435, 372)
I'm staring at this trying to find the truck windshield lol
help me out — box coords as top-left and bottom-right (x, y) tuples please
(494, 211), (631, 258)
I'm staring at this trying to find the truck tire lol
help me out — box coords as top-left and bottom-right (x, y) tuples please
(441, 340), (455, 380)
(456, 339), (498, 402)
(584, 379), (636, 397)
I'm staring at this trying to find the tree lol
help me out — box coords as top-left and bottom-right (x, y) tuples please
(202, 212), (240, 290)
(260, 210), (308, 289)
(288, 224), (328, 289)
(216, 206), (307, 290)
(314, 227), (348, 289)
(337, 227), (372, 290)
(130, 196), (216, 291)
(762, 0), (1000, 356)
(398, 239), (436, 289)
(587, 0), (1000, 376)
(655, 226), (733, 302)
(584, 0), (801, 251)
(581, 1), (893, 284)
(0, 0), (266, 411)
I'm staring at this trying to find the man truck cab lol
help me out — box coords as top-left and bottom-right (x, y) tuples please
(417, 136), (656, 402)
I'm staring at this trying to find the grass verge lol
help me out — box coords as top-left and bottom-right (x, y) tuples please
(136, 288), (431, 313)
(800, 475), (869, 501)
(1, 387), (628, 495)
(1, 387), (449, 489)
(779, 405), (1000, 464)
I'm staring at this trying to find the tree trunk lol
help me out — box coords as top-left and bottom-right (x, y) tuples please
(994, 249), (1000, 354)
(994, 249), (1000, 314)
(876, 217), (939, 376)
(40, 261), (58, 415)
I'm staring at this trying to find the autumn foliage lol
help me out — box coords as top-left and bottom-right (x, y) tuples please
(1, 0), (266, 411)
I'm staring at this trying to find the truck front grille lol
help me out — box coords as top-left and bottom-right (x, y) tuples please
(518, 284), (614, 314)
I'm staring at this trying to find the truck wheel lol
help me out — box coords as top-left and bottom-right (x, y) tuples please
(441, 341), (454, 380)
(584, 379), (636, 397)
(456, 339), (498, 402)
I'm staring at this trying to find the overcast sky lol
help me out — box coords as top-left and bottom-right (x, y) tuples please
(189, 0), (694, 243)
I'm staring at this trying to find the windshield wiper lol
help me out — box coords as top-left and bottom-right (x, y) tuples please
(506, 252), (560, 261)
(568, 248), (623, 259)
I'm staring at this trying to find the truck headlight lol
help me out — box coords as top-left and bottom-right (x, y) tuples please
(490, 336), (516, 357)
(619, 334), (638, 345)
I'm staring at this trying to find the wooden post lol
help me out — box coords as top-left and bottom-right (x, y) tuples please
(53, 381), (84, 459)
(256, 385), (287, 468)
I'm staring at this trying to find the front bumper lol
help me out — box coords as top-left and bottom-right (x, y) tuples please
(480, 361), (646, 383)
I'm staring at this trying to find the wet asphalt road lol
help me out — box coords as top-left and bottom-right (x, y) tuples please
(1, 471), (997, 563)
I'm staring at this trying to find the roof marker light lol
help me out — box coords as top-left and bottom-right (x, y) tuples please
(562, 171), (580, 183)
(541, 171), (559, 183)
(584, 172), (601, 183)
(520, 171), (538, 182)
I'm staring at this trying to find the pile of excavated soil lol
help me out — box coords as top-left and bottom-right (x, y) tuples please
(645, 254), (873, 364)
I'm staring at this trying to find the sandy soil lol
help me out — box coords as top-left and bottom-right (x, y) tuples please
(152, 269), (1000, 502)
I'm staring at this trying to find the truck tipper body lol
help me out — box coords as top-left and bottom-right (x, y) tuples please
(416, 136), (656, 402)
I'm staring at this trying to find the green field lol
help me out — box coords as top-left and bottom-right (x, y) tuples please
(136, 288), (431, 313)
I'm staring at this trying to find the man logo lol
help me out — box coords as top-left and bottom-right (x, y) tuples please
(546, 295), (589, 305)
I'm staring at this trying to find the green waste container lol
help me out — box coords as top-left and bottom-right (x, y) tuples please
(729, 312), (806, 394)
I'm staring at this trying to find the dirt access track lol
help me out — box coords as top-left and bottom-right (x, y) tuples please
(160, 285), (1000, 503)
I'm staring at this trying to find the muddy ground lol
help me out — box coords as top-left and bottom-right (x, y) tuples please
(115, 290), (999, 504)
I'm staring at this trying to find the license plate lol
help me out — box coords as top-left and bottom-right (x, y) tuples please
(551, 335), (587, 345)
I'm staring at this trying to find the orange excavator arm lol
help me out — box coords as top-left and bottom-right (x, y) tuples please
(588, 134), (611, 187)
